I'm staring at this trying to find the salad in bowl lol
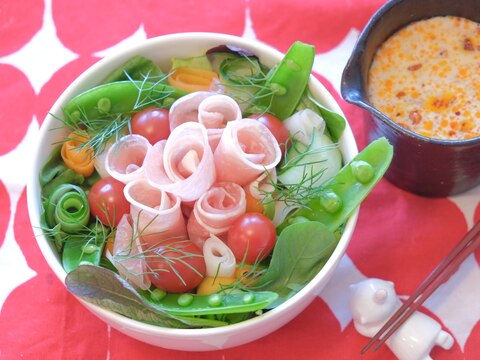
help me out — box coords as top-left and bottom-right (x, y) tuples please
(28, 33), (392, 351)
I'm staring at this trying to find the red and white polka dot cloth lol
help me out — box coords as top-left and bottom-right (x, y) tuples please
(1, 1), (479, 359)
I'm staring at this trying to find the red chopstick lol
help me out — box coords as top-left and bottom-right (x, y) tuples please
(361, 220), (480, 354)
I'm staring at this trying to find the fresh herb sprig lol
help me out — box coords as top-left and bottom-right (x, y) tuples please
(259, 132), (340, 210)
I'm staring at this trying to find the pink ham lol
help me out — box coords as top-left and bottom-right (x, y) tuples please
(187, 182), (246, 249)
(144, 122), (216, 202)
(214, 118), (281, 186)
(197, 94), (242, 128)
(199, 95), (241, 150)
(123, 178), (187, 250)
(105, 134), (151, 184)
(107, 214), (151, 290)
(168, 91), (213, 130)
(169, 92), (242, 150)
(244, 168), (277, 201)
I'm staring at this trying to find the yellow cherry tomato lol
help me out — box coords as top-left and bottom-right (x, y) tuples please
(167, 67), (219, 92)
(196, 276), (236, 295)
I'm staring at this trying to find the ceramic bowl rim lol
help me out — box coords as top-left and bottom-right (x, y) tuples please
(26, 32), (359, 341)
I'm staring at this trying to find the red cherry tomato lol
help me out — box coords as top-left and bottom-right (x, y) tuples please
(249, 113), (290, 155)
(227, 213), (277, 264)
(146, 239), (206, 293)
(131, 107), (170, 144)
(88, 177), (130, 226)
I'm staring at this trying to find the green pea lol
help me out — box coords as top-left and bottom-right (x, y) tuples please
(207, 294), (223, 307)
(70, 110), (81, 122)
(320, 190), (342, 213)
(242, 293), (255, 304)
(351, 160), (375, 184)
(97, 97), (111, 114)
(63, 233), (105, 273)
(270, 83), (287, 96)
(177, 294), (194, 307)
(285, 58), (301, 72)
(82, 243), (99, 255)
(151, 289), (167, 302)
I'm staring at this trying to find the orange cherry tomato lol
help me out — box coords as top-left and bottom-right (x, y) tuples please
(245, 192), (264, 213)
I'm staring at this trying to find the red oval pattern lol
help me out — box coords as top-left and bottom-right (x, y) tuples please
(141, 0), (245, 38)
(348, 180), (467, 294)
(52, 0), (142, 55)
(0, 0), (44, 56)
(36, 56), (99, 124)
(250, 0), (386, 53)
(0, 181), (10, 248)
(0, 64), (36, 155)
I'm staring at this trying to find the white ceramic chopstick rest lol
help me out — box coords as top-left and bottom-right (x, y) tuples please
(348, 278), (454, 360)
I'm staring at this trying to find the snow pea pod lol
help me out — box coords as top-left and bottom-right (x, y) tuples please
(250, 41), (315, 120)
(62, 225), (108, 273)
(101, 55), (165, 84)
(282, 137), (393, 233)
(40, 145), (84, 199)
(63, 80), (188, 125)
(142, 289), (278, 316)
(41, 168), (84, 200)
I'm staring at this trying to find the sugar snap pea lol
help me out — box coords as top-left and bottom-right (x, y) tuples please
(63, 80), (188, 125)
(141, 289), (278, 316)
(250, 41), (315, 120)
(282, 137), (393, 233)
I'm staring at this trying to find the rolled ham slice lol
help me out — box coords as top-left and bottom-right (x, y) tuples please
(107, 214), (151, 290)
(187, 182), (246, 249)
(203, 235), (236, 278)
(123, 178), (187, 250)
(105, 134), (151, 184)
(244, 168), (277, 201)
(214, 118), (281, 186)
(197, 94), (242, 128)
(144, 122), (216, 202)
(199, 95), (242, 150)
(169, 91), (213, 130)
(169, 92), (242, 151)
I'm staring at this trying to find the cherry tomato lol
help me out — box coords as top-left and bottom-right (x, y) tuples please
(88, 176), (130, 226)
(146, 239), (206, 293)
(227, 213), (277, 263)
(249, 113), (290, 155)
(131, 107), (170, 144)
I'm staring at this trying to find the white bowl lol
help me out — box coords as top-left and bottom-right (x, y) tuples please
(27, 32), (358, 351)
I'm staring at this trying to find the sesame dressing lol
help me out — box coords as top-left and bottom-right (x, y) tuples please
(367, 16), (480, 140)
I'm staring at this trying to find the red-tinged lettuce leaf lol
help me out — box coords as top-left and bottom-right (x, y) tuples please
(66, 264), (226, 328)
